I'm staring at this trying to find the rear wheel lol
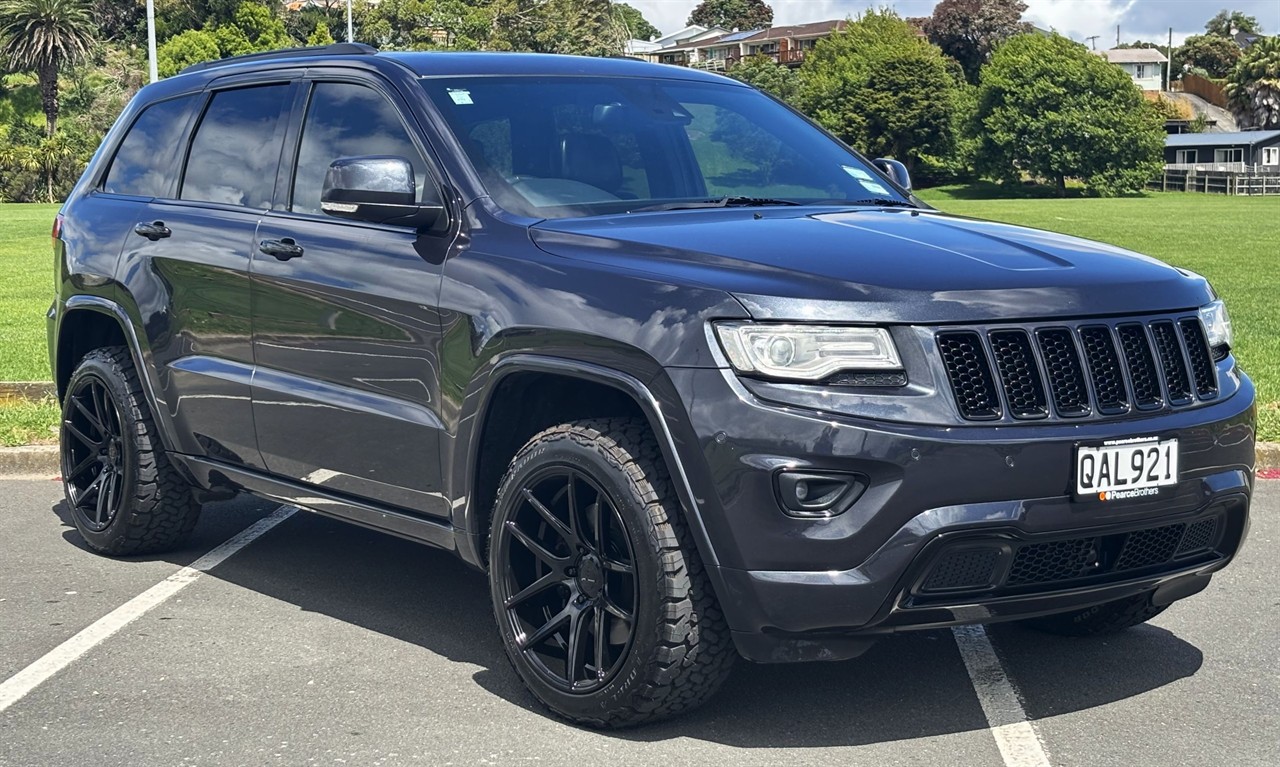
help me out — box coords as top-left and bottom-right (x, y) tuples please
(488, 418), (735, 727)
(61, 347), (200, 556)
(1022, 592), (1167, 637)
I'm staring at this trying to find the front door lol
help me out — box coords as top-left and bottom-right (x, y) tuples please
(250, 78), (453, 517)
(119, 82), (294, 469)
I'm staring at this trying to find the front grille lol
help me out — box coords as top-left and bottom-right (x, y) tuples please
(916, 514), (1225, 597)
(937, 315), (1220, 423)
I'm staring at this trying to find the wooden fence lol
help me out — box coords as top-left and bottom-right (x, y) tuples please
(1149, 168), (1280, 195)
(1178, 73), (1228, 109)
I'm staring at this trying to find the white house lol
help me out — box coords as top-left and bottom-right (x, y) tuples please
(1101, 48), (1167, 91)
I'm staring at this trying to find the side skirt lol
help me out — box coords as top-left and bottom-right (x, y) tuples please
(171, 454), (459, 552)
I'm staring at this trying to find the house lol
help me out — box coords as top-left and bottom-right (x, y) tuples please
(1101, 47), (1167, 91)
(629, 25), (732, 66)
(1164, 131), (1280, 171)
(639, 19), (848, 70)
(1233, 30), (1265, 49)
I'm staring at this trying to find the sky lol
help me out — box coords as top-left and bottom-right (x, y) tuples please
(625, 0), (1280, 47)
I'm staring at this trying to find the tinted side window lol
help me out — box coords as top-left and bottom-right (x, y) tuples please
(103, 95), (196, 197)
(291, 82), (428, 216)
(181, 85), (290, 208)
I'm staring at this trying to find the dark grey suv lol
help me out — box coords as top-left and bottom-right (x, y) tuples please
(49, 45), (1255, 727)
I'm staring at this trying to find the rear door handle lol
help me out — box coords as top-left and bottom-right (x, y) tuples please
(133, 221), (171, 240)
(259, 238), (304, 261)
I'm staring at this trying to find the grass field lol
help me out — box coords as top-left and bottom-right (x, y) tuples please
(0, 194), (1276, 443)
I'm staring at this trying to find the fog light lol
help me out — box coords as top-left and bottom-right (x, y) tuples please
(775, 471), (868, 518)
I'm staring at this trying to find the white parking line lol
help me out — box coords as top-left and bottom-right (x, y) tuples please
(0, 505), (298, 713)
(952, 624), (1053, 767)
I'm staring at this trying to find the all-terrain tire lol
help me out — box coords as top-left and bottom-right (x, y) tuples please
(1022, 592), (1167, 637)
(488, 417), (736, 728)
(61, 346), (201, 555)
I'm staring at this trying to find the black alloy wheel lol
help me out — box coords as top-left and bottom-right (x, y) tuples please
(62, 374), (127, 532)
(495, 466), (639, 693)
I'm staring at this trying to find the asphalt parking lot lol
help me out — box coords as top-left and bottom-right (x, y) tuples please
(1, 478), (1276, 767)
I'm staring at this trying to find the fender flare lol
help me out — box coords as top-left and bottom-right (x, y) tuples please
(453, 354), (722, 577)
(58, 295), (181, 452)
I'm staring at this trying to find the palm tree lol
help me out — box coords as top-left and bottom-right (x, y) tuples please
(0, 0), (95, 136)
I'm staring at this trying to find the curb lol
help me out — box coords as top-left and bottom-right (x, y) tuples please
(2, 443), (1278, 479)
(0, 445), (59, 478)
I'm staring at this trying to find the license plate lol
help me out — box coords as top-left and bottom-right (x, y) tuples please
(1075, 437), (1178, 501)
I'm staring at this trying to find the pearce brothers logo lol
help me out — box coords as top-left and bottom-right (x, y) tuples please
(1099, 487), (1161, 501)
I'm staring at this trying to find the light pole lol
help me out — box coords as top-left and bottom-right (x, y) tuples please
(347, 0), (354, 43)
(146, 0), (158, 83)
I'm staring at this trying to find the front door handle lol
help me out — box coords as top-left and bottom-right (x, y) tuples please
(259, 238), (304, 261)
(133, 221), (171, 240)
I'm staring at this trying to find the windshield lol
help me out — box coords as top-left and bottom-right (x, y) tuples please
(419, 76), (911, 219)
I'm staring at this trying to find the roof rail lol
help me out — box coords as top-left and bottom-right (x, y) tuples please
(180, 43), (377, 75)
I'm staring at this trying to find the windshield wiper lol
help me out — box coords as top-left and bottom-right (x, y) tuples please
(628, 196), (803, 213)
(845, 198), (918, 208)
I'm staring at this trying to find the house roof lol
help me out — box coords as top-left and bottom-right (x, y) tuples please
(1102, 47), (1168, 64)
(1233, 30), (1264, 48)
(1165, 130), (1280, 148)
(742, 20), (847, 42)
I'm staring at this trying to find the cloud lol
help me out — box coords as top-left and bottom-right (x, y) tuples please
(623, 0), (1280, 48)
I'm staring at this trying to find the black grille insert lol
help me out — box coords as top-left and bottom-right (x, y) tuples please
(1150, 321), (1193, 405)
(1116, 324), (1163, 409)
(989, 330), (1048, 419)
(916, 514), (1226, 599)
(1078, 326), (1129, 415)
(937, 332), (1001, 420)
(1036, 328), (1090, 417)
(1179, 319), (1218, 399)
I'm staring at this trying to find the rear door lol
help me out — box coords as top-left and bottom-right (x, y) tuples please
(249, 76), (454, 517)
(118, 80), (294, 469)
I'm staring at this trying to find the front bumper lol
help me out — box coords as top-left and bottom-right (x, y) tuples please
(663, 366), (1255, 662)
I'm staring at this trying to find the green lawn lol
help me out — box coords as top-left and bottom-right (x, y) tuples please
(0, 195), (1276, 443)
(917, 188), (1279, 441)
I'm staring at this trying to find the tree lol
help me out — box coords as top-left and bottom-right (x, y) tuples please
(799, 10), (955, 171)
(923, 0), (1031, 84)
(306, 19), (334, 46)
(1226, 35), (1280, 129)
(614, 2), (658, 41)
(972, 33), (1165, 195)
(1205, 9), (1261, 37)
(729, 53), (800, 103)
(92, 0), (145, 45)
(687, 0), (772, 31)
(0, 0), (96, 136)
(490, 0), (626, 57)
(156, 28), (220, 77)
(1174, 34), (1241, 79)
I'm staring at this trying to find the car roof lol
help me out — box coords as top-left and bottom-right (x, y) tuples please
(380, 50), (738, 84)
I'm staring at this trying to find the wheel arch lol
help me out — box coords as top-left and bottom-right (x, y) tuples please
(454, 354), (721, 580)
(55, 296), (179, 452)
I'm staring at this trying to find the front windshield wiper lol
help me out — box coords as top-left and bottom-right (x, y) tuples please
(628, 196), (803, 213)
(845, 197), (918, 208)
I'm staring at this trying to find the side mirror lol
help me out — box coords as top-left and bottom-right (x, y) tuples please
(872, 158), (912, 192)
(321, 156), (445, 229)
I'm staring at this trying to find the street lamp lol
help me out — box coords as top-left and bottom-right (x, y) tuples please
(347, 0), (354, 43)
(146, 0), (157, 83)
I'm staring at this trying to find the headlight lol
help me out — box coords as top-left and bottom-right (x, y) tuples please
(1199, 300), (1233, 349)
(714, 322), (901, 381)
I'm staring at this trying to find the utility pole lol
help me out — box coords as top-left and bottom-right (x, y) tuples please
(1116, 25), (1120, 47)
(146, 0), (158, 83)
(1086, 35), (1100, 50)
(347, 0), (354, 43)
(1166, 27), (1172, 91)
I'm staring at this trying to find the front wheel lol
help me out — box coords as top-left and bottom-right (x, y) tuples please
(60, 347), (200, 556)
(488, 418), (735, 727)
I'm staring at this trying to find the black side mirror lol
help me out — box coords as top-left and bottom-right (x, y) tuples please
(321, 156), (445, 229)
(872, 158), (912, 192)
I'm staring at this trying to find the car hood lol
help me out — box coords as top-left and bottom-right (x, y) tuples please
(528, 207), (1212, 323)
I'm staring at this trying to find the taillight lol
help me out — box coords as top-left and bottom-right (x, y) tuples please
(51, 213), (64, 245)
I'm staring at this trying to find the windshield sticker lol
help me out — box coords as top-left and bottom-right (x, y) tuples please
(448, 89), (474, 105)
(845, 165), (891, 195)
